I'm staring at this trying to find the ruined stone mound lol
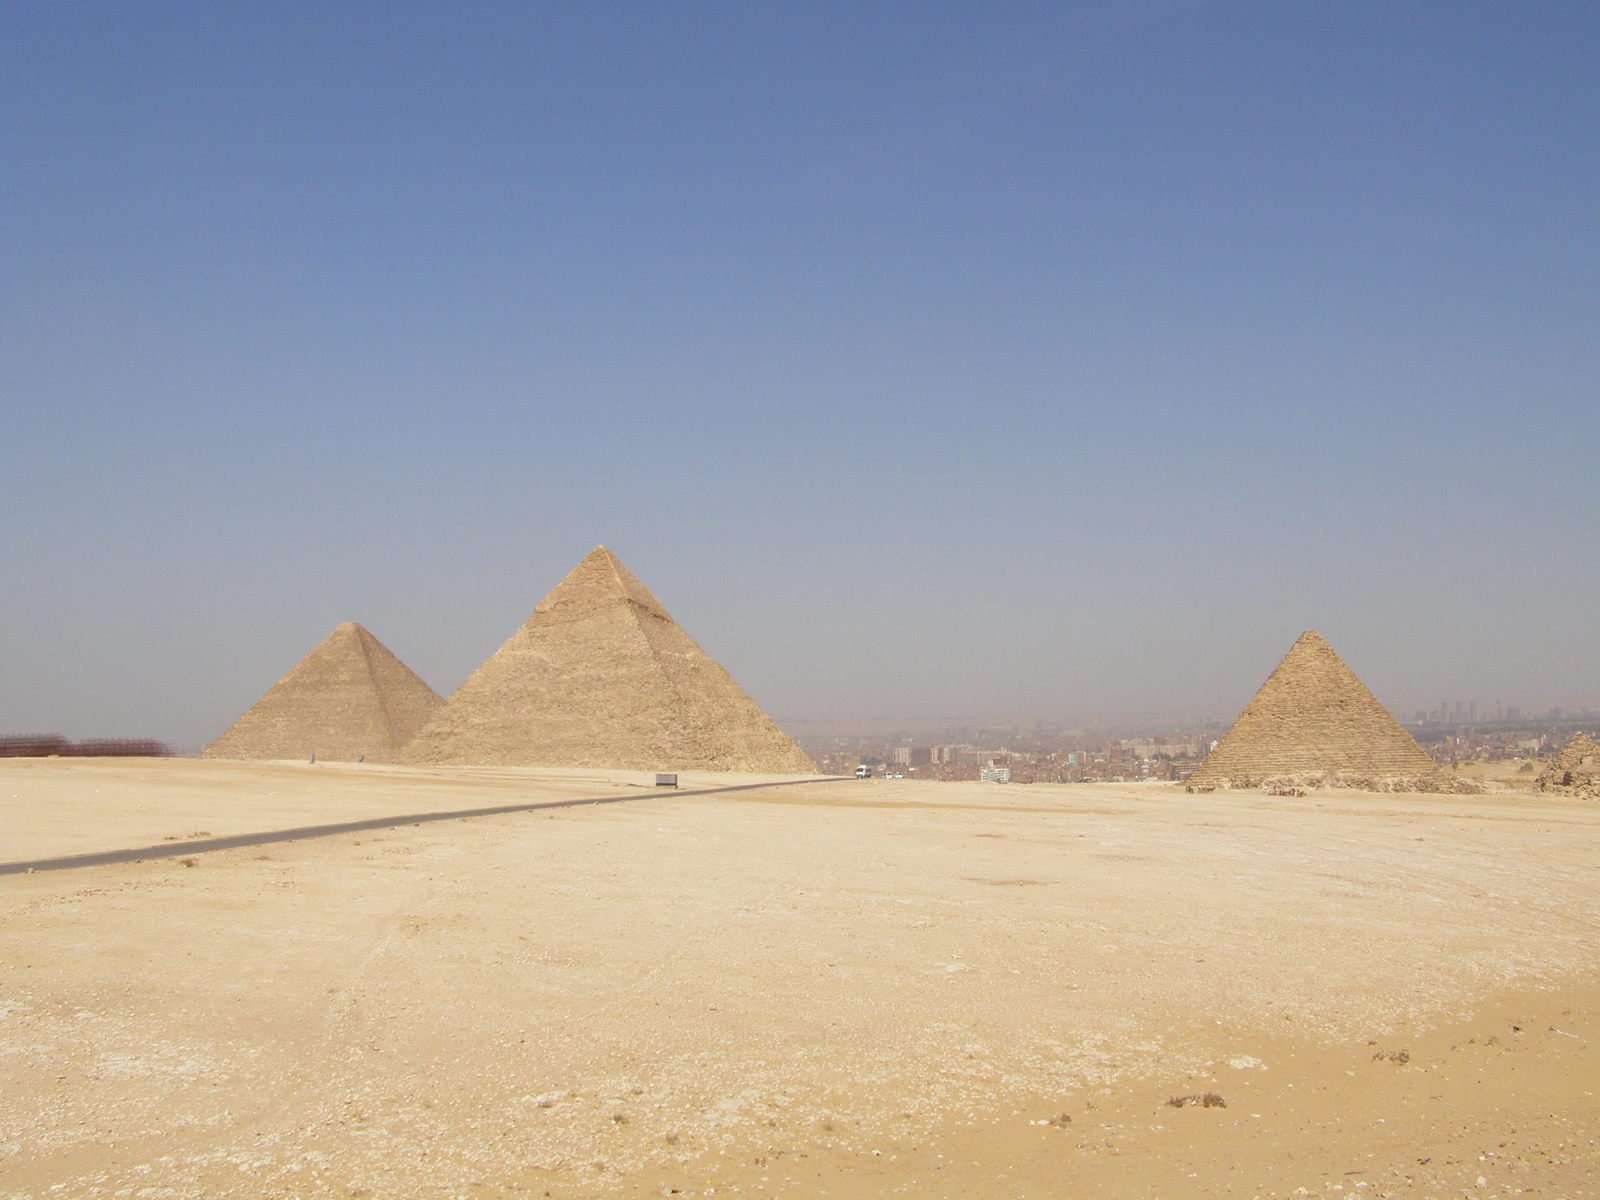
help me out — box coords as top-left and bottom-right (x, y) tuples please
(1188, 630), (1453, 792)
(1536, 732), (1600, 799)
(203, 622), (441, 763)
(399, 546), (817, 774)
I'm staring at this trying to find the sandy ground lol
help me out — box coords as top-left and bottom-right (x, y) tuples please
(2, 759), (1597, 1198)
(1453, 759), (1545, 787)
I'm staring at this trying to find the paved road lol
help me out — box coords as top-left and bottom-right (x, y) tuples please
(0, 776), (842, 877)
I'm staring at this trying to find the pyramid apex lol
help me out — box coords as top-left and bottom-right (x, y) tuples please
(1287, 630), (1336, 658)
(578, 544), (628, 575)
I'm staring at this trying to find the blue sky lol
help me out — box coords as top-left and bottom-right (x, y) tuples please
(3, 2), (1596, 748)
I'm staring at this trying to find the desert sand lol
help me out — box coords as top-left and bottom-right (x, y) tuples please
(2, 758), (1597, 1198)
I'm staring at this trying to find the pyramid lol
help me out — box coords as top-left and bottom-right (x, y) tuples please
(1187, 631), (1452, 791)
(202, 622), (442, 762)
(1536, 732), (1600, 798)
(399, 546), (817, 773)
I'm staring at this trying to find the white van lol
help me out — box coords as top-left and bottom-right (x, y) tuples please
(854, 765), (871, 779)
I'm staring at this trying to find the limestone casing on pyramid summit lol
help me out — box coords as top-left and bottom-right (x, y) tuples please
(1187, 630), (1454, 792)
(398, 546), (818, 773)
(202, 621), (442, 763)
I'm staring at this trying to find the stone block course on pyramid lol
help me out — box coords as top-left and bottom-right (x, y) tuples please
(399, 546), (817, 774)
(203, 622), (441, 763)
(1188, 630), (1453, 792)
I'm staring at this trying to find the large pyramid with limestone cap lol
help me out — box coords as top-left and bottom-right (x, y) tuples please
(1188, 631), (1452, 791)
(202, 622), (442, 762)
(399, 546), (816, 773)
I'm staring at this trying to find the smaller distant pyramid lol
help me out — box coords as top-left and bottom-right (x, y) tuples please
(202, 622), (441, 763)
(1536, 732), (1600, 799)
(1188, 631), (1453, 792)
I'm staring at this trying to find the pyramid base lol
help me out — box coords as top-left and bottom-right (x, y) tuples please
(1188, 770), (1472, 795)
(1535, 776), (1600, 800)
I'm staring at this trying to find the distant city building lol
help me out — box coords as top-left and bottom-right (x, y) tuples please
(1121, 737), (1202, 759)
(979, 765), (1011, 783)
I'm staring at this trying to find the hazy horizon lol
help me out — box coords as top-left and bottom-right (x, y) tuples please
(4, 3), (1596, 751)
